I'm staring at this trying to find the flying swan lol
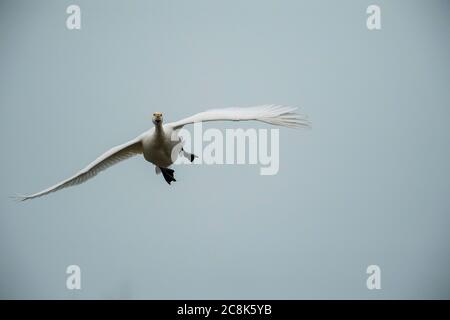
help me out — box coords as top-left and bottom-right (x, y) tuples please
(16, 105), (309, 200)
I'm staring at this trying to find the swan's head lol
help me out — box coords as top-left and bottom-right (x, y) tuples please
(152, 112), (163, 125)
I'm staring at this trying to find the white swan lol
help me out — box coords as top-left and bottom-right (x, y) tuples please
(16, 105), (309, 200)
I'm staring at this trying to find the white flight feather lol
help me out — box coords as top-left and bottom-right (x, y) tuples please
(14, 137), (143, 201)
(168, 104), (310, 129)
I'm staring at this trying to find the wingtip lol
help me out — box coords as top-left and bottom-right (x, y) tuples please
(279, 110), (312, 129)
(10, 194), (29, 202)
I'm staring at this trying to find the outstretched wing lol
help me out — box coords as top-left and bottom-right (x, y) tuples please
(16, 137), (144, 201)
(167, 105), (310, 130)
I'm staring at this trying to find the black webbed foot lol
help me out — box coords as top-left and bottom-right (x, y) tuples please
(181, 147), (198, 163)
(159, 167), (176, 185)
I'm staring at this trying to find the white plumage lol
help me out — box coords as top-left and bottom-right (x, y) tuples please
(169, 105), (308, 129)
(15, 105), (309, 200)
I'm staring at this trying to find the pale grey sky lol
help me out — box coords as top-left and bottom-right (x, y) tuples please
(1, 0), (449, 299)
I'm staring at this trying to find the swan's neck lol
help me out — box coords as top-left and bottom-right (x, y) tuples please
(154, 123), (164, 136)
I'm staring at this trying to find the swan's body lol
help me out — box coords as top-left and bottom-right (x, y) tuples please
(16, 105), (309, 201)
(142, 126), (181, 168)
